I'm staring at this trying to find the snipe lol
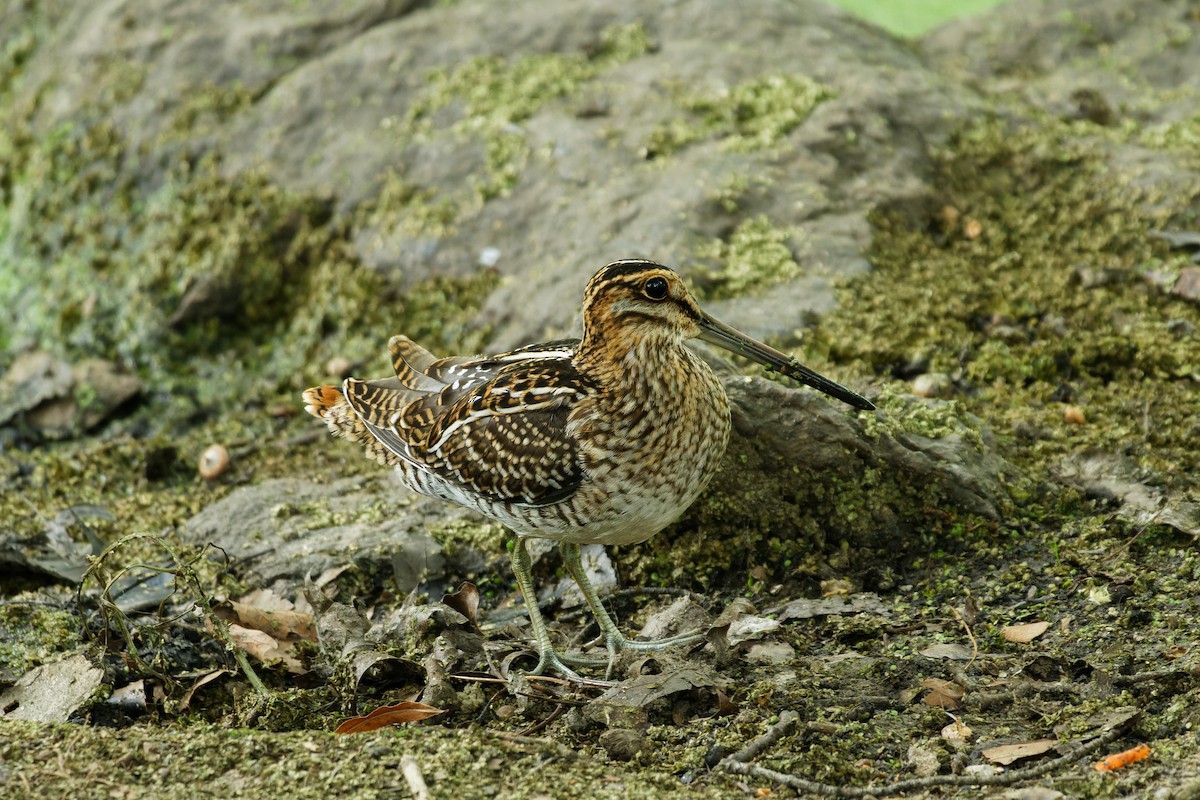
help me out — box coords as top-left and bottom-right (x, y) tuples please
(304, 259), (873, 679)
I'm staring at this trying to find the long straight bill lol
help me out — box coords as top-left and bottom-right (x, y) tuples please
(697, 313), (875, 411)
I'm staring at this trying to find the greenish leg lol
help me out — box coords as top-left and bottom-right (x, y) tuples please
(510, 536), (586, 681)
(559, 542), (704, 679)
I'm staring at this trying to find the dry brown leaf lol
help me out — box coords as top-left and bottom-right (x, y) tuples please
(715, 687), (738, 716)
(920, 678), (964, 709)
(1002, 621), (1051, 643)
(981, 738), (1057, 765)
(334, 701), (444, 734)
(214, 598), (316, 642)
(176, 669), (232, 711)
(227, 623), (306, 674)
(238, 588), (295, 613)
(442, 582), (480, 626)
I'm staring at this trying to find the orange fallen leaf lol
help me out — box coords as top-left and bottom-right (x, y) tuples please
(982, 738), (1057, 765)
(1001, 621), (1050, 643)
(1095, 743), (1150, 772)
(334, 701), (444, 735)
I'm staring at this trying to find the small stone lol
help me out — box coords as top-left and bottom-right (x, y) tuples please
(599, 728), (647, 762)
(1063, 405), (1086, 425)
(198, 444), (230, 479)
(703, 743), (727, 767)
(478, 247), (502, 267)
(911, 372), (953, 398)
(1171, 266), (1200, 303)
(963, 218), (982, 239)
(1166, 318), (1196, 338)
(325, 356), (354, 378)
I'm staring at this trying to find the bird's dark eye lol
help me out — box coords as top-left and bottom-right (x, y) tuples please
(644, 276), (669, 300)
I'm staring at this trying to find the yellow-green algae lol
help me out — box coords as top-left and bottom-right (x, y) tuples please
(393, 22), (653, 205)
(692, 214), (804, 300)
(645, 73), (835, 158)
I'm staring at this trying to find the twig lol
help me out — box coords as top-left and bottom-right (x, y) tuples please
(721, 722), (1132, 797)
(515, 702), (570, 736)
(1111, 665), (1197, 686)
(948, 603), (978, 673)
(400, 755), (430, 800)
(725, 711), (800, 764)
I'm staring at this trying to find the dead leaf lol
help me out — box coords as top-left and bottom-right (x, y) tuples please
(710, 597), (757, 628)
(227, 623), (306, 674)
(238, 588), (295, 613)
(920, 643), (974, 660)
(176, 669), (232, 712)
(334, 701), (444, 734)
(982, 738), (1057, 765)
(0, 654), (105, 723)
(726, 615), (781, 646)
(1002, 621), (1050, 643)
(920, 678), (964, 709)
(941, 715), (973, 748)
(775, 593), (889, 621)
(586, 668), (716, 728)
(214, 597), (316, 642)
(442, 582), (480, 626)
(715, 687), (738, 716)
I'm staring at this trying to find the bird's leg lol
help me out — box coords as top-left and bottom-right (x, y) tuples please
(559, 542), (705, 679)
(509, 536), (586, 681)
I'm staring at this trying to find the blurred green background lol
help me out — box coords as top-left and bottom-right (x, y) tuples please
(829, 0), (1008, 37)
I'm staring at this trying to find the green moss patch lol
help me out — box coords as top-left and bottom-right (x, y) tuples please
(645, 73), (834, 158)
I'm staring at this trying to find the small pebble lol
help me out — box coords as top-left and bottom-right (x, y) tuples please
(325, 356), (353, 378)
(703, 744), (727, 767)
(911, 372), (953, 398)
(478, 247), (502, 267)
(1063, 405), (1086, 425)
(198, 444), (230, 479)
(963, 218), (982, 239)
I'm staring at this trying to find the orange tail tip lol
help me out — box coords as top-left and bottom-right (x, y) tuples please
(303, 385), (344, 418)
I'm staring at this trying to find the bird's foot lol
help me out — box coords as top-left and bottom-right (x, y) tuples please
(521, 646), (613, 686)
(610, 629), (706, 652)
(596, 629), (707, 679)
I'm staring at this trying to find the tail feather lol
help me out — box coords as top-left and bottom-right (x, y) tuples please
(303, 382), (419, 468)
(388, 335), (444, 392)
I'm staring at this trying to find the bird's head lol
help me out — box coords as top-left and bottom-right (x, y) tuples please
(580, 259), (875, 411)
